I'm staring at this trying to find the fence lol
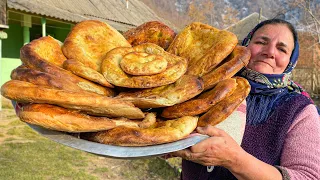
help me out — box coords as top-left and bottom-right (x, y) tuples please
(292, 67), (320, 106)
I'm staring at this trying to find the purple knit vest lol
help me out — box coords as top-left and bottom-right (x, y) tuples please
(181, 93), (312, 180)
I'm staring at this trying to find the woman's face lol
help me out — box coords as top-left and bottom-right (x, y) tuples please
(246, 24), (294, 74)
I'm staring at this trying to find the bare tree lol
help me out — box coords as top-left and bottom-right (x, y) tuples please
(271, 0), (320, 44)
(187, 0), (214, 24)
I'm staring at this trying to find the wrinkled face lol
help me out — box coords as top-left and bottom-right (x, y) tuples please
(247, 24), (294, 74)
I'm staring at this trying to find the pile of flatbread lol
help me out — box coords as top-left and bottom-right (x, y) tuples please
(1, 20), (250, 146)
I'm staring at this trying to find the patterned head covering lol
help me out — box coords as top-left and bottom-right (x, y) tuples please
(238, 19), (303, 95)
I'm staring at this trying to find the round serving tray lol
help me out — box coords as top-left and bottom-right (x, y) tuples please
(27, 107), (245, 158)
(28, 124), (209, 158)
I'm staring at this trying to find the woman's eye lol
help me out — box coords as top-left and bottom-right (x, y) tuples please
(279, 48), (287, 53)
(255, 41), (266, 45)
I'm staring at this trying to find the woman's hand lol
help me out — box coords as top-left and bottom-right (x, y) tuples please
(171, 125), (245, 170)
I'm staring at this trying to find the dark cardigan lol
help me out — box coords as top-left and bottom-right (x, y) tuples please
(181, 93), (312, 180)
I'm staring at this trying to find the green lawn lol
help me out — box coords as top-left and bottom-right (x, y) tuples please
(0, 100), (181, 180)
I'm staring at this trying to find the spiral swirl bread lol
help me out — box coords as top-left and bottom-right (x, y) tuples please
(101, 43), (188, 88)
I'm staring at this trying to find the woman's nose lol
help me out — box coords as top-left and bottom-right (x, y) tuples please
(263, 44), (276, 58)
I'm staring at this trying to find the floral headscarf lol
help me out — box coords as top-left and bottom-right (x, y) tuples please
(238, 19), (303, 95)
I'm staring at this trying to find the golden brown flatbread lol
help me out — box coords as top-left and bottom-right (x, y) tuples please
(20, 36), (66, 67)
(202, 46), (251, 90)
(116, 75), (204, 108)
(81, 116), (198, 146)
(10, 65), (107, 95)
(161, 78), (238, 118)
(123, 21), (176, 50)
(62, 59), (114, 88)
(62, 20), (131, 72)
(197, 77), (250, 127)
(1, 80), (144, 119)
(167, 22), (238, 77)
(20, 36), (114, 96)
(18, 104), (156, 133)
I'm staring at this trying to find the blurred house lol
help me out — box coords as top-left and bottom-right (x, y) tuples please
(226, 12), (267, 44)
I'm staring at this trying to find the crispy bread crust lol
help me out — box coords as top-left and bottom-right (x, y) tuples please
(202, 46), (251, 91)
(116, 75), (204, 108)
(10, 65), (98, 94)
(1, 80), (144, 119)
(62, 20), (131, 72)
(123, 21), (176, 50)
(18, 104), (155, 133)
(167, 22), (238, 77)
(101, 43), (188, 88)
(19, 36), (67, 67)
(161, 78), (237, 118)
(81, 116), (198, 146)
(63, 59), (114, 88)
(7, 20), (252, 146)
(197, 77), (250, 127)
(20, 36), (114, 96)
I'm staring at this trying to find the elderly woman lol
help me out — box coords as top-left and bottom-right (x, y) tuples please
(173, 19), (320, 180)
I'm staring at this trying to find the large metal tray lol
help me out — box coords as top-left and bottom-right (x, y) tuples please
(28, 124), (209, 158)
(27, 109), (245, 158)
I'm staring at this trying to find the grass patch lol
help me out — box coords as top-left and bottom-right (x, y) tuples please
(8, 119), (24, 126)
(6, 125), (42, 140)
(0, 140), (98, 180)
(121, 158), (179, 180)
(92, 167), (110, 174)
(1, 103), (13, 109)
(3, 137), (17, 142)
(1, 98), (181, 179)
(5, 114), (19, 119)
(166, 157), (183, 172)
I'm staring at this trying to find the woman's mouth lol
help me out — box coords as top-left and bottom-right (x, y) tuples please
(255, 60), (272, 67)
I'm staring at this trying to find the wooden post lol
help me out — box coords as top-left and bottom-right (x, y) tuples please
(0, 31), (8, 111)
(22, 15), (31, 45)
(41, 17), (46, 37)
(23, 26), (30, 45)
(0, 0), (7, 26)
(0, 0), (8, 110)
(0, 35), (2, 111)
(258, 8), (263, 23)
